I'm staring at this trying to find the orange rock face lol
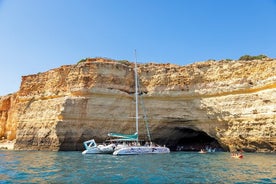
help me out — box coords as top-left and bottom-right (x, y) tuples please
(0, 58), (275, 152)
(0, 94), (17, 141)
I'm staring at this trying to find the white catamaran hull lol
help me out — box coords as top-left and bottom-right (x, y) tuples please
(82, 146), (115, 154)
(82, 139), (115, 154)
(82, 148), (103, 154)
(113, 146), (170, 155)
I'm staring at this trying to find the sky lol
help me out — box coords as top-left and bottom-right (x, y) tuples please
(0, 0), (276, 96)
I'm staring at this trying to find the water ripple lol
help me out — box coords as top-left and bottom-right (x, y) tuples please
(0, 151), (275, 183)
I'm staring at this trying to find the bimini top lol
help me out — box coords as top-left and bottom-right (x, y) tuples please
(107, 132), (138, 141)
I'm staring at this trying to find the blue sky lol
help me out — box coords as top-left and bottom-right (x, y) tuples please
(0, 0), (276, 95)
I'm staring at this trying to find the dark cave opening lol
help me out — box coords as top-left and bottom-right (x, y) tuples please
(165, 127), (225, 152)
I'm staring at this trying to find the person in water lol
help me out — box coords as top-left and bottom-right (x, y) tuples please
(231, 151), (243, 158)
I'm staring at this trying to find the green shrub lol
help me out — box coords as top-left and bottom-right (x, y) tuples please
(77, 58), (87, 64)
(116, 60), (130, 65)
(239, 54), (268, 61)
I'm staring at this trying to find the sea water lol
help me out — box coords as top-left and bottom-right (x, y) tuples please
(0, 151), (275, 184)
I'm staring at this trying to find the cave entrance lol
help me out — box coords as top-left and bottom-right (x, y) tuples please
(166, 127), (224, 152)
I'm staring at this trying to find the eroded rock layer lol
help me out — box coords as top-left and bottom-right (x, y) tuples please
(0, 58), (275, 152)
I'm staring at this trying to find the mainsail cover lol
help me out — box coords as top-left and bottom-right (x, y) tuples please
(107, 132), (138, 141)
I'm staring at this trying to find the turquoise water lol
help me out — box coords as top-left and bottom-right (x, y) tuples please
(0, 151), (275, 184)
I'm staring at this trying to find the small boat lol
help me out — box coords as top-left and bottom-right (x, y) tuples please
(82, 139), (115, 154)
(231, 155), (243, 159)
(231, 152), (243, 159)
(198, 149), (207, 154)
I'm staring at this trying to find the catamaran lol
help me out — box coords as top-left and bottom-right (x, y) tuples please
(112, 53), (170, 155)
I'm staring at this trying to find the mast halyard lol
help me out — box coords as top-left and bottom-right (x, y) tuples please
(134, 50), (139, 142)
(139, 86), (152, 143)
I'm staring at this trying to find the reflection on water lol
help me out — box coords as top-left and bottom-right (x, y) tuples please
(0, 151), (275, 183)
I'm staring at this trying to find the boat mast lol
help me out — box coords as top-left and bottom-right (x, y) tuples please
(134, 50), (139, 142)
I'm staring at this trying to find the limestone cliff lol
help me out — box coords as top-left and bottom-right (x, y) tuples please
(0, 94), (17, 141)
(0, 57), (275, 152)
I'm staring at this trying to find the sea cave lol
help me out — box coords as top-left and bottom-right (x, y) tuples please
(154, 127), (225, 152)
